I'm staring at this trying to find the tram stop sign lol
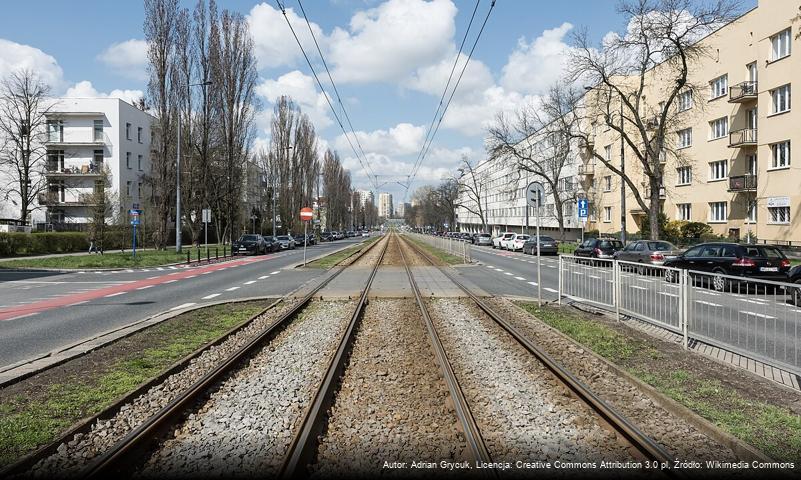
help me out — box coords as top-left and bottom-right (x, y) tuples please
(299, 207), (314, 221)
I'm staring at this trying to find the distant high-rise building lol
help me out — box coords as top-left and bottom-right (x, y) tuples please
(354, 190), (374, 208)
(395, 202), (410, 218)
(378, 192), (393, 218)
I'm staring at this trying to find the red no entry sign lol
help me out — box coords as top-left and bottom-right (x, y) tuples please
(300, 207), (313, 221)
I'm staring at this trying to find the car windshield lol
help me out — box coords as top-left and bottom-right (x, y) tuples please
(538, 236), (555, 242)
(479, 234), (491, 238)
(239, 235), (258, 241)
(599, 240), (622, 248)
(503, 234), (514, 239)
(744, 246), (786, 259)
(647, 241), (674, 251)
(276, 236), (289, 240)
(516, 235), (530, 241)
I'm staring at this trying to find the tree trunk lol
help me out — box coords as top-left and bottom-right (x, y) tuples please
(649, 178), (660, 240)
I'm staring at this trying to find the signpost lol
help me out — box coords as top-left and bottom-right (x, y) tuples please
(526, 182), (545, 306)
(577, 198), (589, 243)
(300, 207), (314, 266)
(129, 208), (142, 259)
(202, 209), (211, 252)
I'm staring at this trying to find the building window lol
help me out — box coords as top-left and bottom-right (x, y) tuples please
(126, 152), (131, 169)
(677, 203), (692, 221)
(746, 202), (757, 223)
(771, 28), (792, 61)
(676, 166), (692, 186)
(677, 90), (693, 112)
(709, 202), (727, 222)
(93, 120), (103, 142)
(768, 206), (790, 224)
(709, 160), (728, 181)
(677, 128), (692, 148)
(747, 154), (758, 175)
(771, 84), (791, 114)
(747, 62), (758, 82)
(709, 117), (728, 140)
(126, 123), (131, 140)
(603, 206), (612, 223)
(47, 120), (63, 142)
(603, 175), (612, 192)
(604, 145), (612, 161)
(138, 154), (143, 171)
(137, 126), (143, 143)
(710, 74), (728, 99)
(126, 181), (131, 197)
(138, 182), (143, 198)
(771, 141), (791, 169)
(47, 150), (64, 171)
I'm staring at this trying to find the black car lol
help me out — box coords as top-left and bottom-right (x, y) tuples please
(263, 235), (280, 252)
(320, 231), (333, 242)
(787, 264), (801, 306)
(522, 236), (559, 255)
(663, 243), (791, 291)
(573, 238), (624, 259)
(232, 234), (267, 255)
(293, 234), (308, 246)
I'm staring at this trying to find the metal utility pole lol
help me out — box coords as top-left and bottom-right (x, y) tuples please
(619, 97), (627, 244)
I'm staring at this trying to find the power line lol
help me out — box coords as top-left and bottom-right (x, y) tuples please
(274, 0), (379, 190)
(404, 0), (496, 201)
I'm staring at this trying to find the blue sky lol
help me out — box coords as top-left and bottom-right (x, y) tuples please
(0, 0), (756, 202)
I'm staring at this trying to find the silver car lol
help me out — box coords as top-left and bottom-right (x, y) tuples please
(614, 240), (681, 267)
(473, 233), (492, 246)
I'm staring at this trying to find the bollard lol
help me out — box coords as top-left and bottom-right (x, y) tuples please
(207, 248), (210, 263)
(215, 247), (219, 260)
(197, 248), (201, 263)
(186, 250), (190, 264)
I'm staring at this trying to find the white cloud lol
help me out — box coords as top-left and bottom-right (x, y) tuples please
(255, 70), (332, 130)
(334, 123), (425, 157)
(97, 39), (148, 81)
(405, 52), (494, 99)
(0, 38), (65, 90)
(64, 80), (144, 105)
(247, 3), (325, 69)
(500, 22), (573, 95)
(328, 0), (456, 83)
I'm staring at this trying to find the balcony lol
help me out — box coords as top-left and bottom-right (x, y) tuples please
(728, 174), (757, 192)
(38, 192), (100, 207)
(728, 128), (757, 147)
(729, 81), (758, 103)
(578, 163), (595, 176)
(45, 164), (104, 178)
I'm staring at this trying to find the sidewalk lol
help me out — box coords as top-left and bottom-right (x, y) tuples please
(0, 247), (157, 262)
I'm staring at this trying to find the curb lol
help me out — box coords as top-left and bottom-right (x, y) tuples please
(285, 240), (370, 269)
(0, 253), (241, 274)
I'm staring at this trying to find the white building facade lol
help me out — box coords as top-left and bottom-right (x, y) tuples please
(41, 98), (154, 228)
(378, 192), (393, 218)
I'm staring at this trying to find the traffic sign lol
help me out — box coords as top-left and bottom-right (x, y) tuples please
(202, 208), (212, 223)
(132, 203), (140, 210)
(577, 198), (589, 218)
(128, 209), (142, 215)
(300, 207), (313, 221)
(130, 217), (140, 225)
(526, 181), (545, 207)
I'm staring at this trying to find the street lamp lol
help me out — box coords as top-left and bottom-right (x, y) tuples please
(176, 80), (212, 253)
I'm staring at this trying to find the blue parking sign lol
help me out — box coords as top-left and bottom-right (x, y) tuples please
(577, 198), (589, 218)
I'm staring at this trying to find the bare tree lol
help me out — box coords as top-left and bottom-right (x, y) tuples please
(0, 69), (53, 225)
(86, 166), (118, 252)
(322, 149), (351, 231)
(451, 156), (489, 232)
(568, 0), (739, 239)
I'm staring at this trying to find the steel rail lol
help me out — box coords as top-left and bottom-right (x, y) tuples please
(396, 235), (495, 473)
(399, 234), (678, 469)
(79, 235), (388, 478)
(278, 232), (391, 478)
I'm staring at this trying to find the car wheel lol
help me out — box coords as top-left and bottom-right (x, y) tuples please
(712, 272), (728, 292)
(793, 280), (801, 307)
(636, 262), (646, 276)
(664, 269), (676, 283)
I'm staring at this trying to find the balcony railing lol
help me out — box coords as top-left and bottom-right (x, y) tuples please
(578, 163), (595, 176)
(729, 81), (758, 103)
(38, 192), (100, 206)
(45, 164), (104, 176)
(728, 174), (757, 192)
(728, 128), (757, 147)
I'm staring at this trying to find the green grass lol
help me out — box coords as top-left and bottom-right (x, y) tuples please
(517, 302), (801, 461)
(0, 301), (267, 467)
(306, 237), (380, 268)
(0, 246), (229, 269)
(558, 242), (578, 254)
(404, 236), (465, 265)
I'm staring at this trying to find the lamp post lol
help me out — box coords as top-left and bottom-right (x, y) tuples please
(176, 80), (212, 253)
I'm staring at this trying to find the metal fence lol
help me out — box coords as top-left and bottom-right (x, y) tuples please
(406, 233), (472, 263)
(559, 255), (801, 375)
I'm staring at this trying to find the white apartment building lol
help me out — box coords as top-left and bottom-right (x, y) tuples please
(354, 189), (374, 208)
(455, 134), (584, 240)
(378, 192), (393, 218)
(395, 202), (409, 219)
(40, 98), (154, 228)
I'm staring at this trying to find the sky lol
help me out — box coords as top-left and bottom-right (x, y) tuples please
(0, 0), (756, 204)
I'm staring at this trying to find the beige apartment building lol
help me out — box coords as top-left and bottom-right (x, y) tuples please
(582, 0), (800, 244)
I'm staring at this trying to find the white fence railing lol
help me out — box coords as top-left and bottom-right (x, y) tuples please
(405, 233), (472, 263)
(559, 255), (801, 375)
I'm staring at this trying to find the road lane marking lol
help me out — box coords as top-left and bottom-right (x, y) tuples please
(186, 275), (197, 279)
(739, 298), (767, 305)
(169, 266), (177, 270)
(527, 281), (538, 286)
(589, 275), (601, 279)
(147, 276), (160, 279)
(741, 311), (776, 319)
(68, 300), (89, 306)
(658, 292), (678, 298)
(164, 279), (177, 284)
(504, 272), (513, 276)
(6, 312), (38, 321)
(225, 286), (240, 291)
(258, 276), (269, 279)
(695, 300), (722, 307)
(699, 291), (720, 296)
(157, 267), (164, 271)
(544, 288), (558, 293)
(170, 303), (196, 311)
(202, 293), (221, 300)
(514, 276), (526, 280)
(270, 271), (280, 275)
(104, 292), (127, 297)
(630, 285), (647, 290)
(201, 271), (212, 275)
(244, 280), (256, 285)
(136, 285), (153, 290)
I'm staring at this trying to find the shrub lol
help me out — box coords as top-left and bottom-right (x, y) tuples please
(681, 222), (713, 239)
(0, 232), (88, 256)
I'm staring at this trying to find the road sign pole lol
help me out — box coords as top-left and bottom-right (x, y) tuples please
(536, 200), (541, 307)
(132, 223), (137, 260)
(303, 221), (308, 267)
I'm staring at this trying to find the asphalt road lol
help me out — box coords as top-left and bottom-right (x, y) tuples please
(0, 238), (365, 368)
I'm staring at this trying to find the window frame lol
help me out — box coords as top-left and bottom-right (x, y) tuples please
(709, 201), (728, 223)
(709, 74), (728, 100)
(771, 28), (792, 62)
(770, 141), (791, 170)
(768, 206), (791, 224)
(677, 203), (692, 221)
(770, 84), (791, 115)
(676, 166), (692, 186)
(677, 90), (693, 112)
(603, 206), (612, 223)
(677, 128), (693, 149)
(709, 117), (728, 140)
(708, 160), (728, 182)
(603, 175), (612, 192)
(126, 152), (131, 169)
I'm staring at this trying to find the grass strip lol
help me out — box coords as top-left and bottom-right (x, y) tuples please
(0, 246), (228, 269)
(0, 300), (269, 467)
(517, 303), (801, 461)
(404, 236), (465, 265)
(306, 237), (380, 268)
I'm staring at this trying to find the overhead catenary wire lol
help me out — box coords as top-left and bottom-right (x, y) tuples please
(404, 0), (496, 201)
(275, 0), (380, 190)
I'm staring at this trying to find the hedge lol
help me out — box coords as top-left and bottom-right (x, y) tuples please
(0, 230), (138, 257)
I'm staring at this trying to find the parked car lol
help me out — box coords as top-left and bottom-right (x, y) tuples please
(335, 231), (345, 240)
(472, 233), (492, 246)
(232, 234), (267, 255)
(275, 235), (296, 250)
(614, 240), (681, 267)
(263, 235), (281, 252)
(320, 231), (333, 242)
(500, 233), (523, 250)
(293, 234), (308, 246)
(522, 236), (559, 255)
(307, 234), (316, 246)
(492, 232), (515, 249)
(787, 264), (801, 306)
(663, 243), (791, 291)
(507, 234), (530, 251)
(361, 230), (370, 237)
(346, 231), (356, 238)
(573, 238), (624, 259)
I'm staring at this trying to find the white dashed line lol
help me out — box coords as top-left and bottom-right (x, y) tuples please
(202, 293), (221, 300)
(258, 275), (269, 280)
(739, 298), (767, 305)
(544, 288), (558, 293)
(164, 279), (177, 284)
(527, 281), (538, 286)
(136, 285), (154, 290)
(157, 267), (164, 271)
(658, 292), (679, 298)
(147, 276), (160, 279)
(6, 312), (38, 321)
(630, 285), (647, 290)
(105, 292), (126, 297)
(270, 271), (280, 275)
(186, 275), (197, 279)
(170, 303), (196, 311)
(243, 280), (256, 285)
(68, 300), (89, 306)
(225, 286), (240, 291)
(169, 266), (177, 270)
(514, 276), (525, 281)
(201, 271), (212, 275)
(695, 300), (722, 307)
(504, 272), (514, 276)
(741, 311), (776, 319)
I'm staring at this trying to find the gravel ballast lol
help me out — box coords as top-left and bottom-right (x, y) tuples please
(348, 234), (388, 267)
(427, 298), (636, 468)
(312, 299), (467, 477)
(136, 300), (355, 477)
(26, 299), (302, 477)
